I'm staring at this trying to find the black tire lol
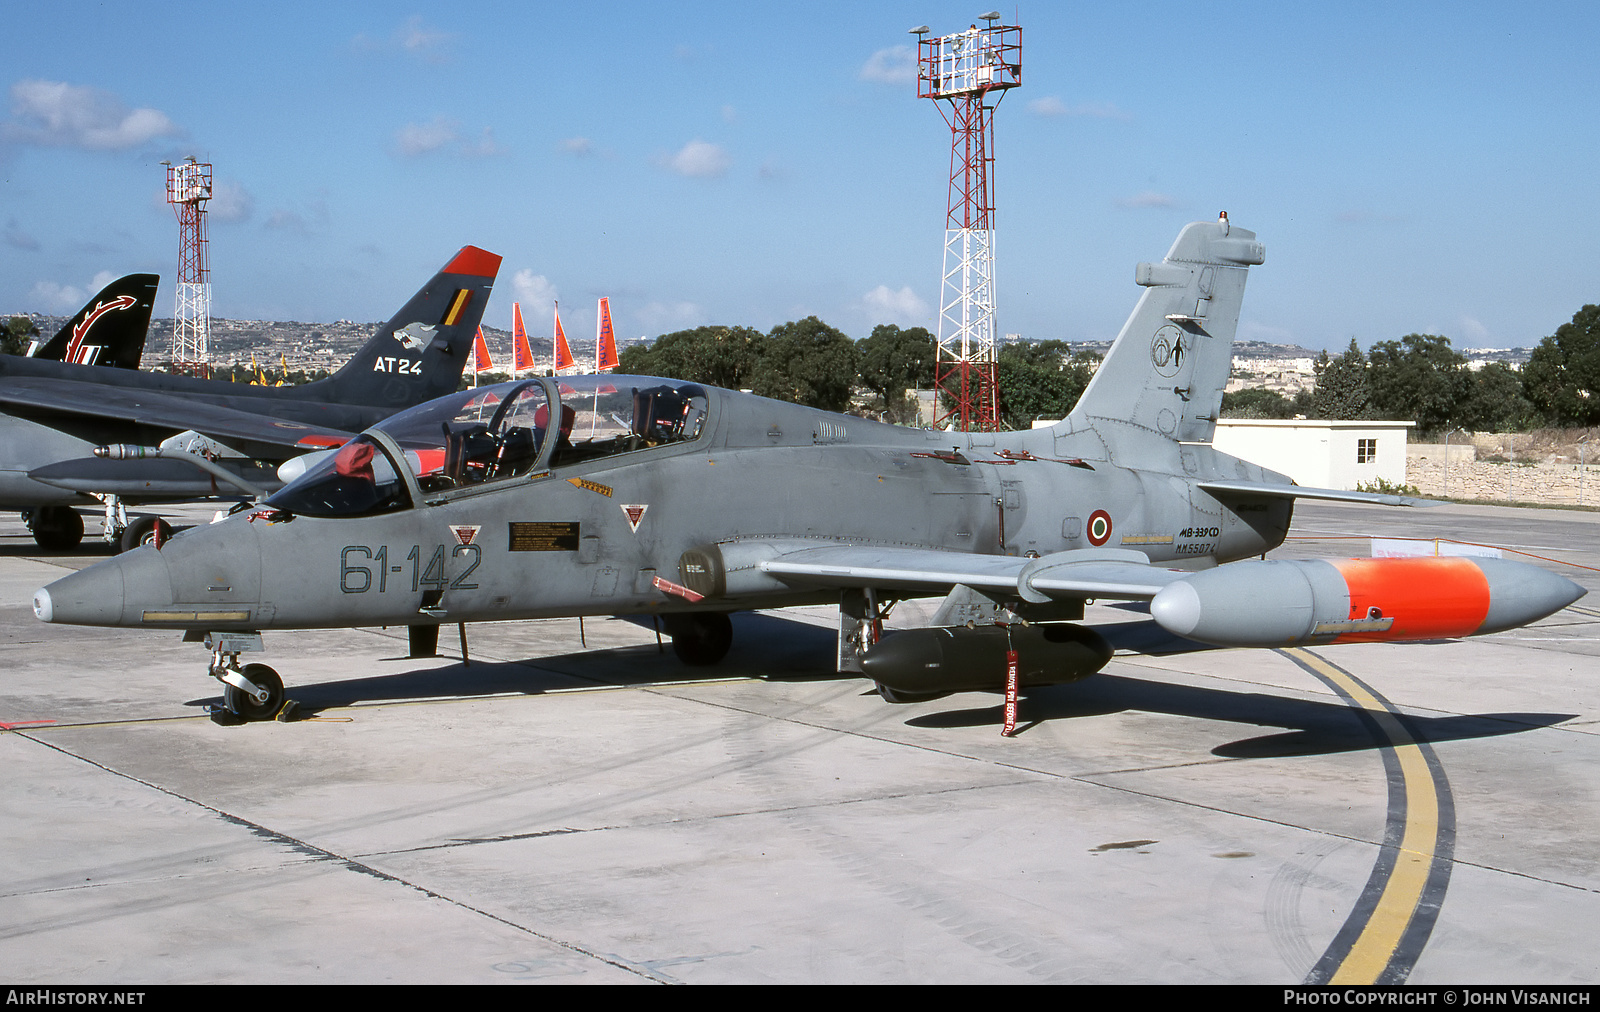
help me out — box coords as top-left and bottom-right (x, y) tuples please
(408, 623), (440, 658)
(31, 506), (84, 551)
(118, 517), (172, 554)
(224, 663), (285, 721)
(668, 612), (734, 666)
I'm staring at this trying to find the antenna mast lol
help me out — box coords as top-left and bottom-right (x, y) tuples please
(164, 158), (212, 376)
(915, 14), (1021, 431)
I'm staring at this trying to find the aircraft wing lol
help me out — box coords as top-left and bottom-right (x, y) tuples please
(758, 545), (1192, 602)
(0, 375), (353, 454)
(1197, 479), (1440, 508)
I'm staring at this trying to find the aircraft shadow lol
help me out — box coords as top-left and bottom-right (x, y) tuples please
(908, 673), (1574, 757)
(186, 611), (845, 715)
(184, 610), (1570, 754)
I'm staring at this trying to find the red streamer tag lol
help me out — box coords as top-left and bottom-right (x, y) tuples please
(1002, 648), (1020, 737)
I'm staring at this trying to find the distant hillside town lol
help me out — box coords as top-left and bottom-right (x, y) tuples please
(0, 309), (1536, 390)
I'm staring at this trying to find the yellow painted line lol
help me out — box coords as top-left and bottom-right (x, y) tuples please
(1284, 647), (1440, 985)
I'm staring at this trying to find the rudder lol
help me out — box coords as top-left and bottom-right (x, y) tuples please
(302, 246), (501, 409)
(1066, 216), (1264, 443)
(29, 273), (158, 369)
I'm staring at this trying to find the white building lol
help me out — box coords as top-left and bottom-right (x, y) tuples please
(1211, 419), (1414, 490)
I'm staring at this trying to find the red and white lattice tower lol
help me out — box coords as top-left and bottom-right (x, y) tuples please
(165, 158), (213, 375)
(916, 16), (1020, 431)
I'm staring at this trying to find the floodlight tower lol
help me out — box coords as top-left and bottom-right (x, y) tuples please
(915, 13), (1020, 431)
(164, 157), (213, 375)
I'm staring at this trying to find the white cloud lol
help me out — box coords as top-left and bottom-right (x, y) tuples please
(394, 118), (503, 158)
(862, 285), (930, 326)
(636, 300), (704, 334)
(208, 181), (255, 223)
(394, 117), (459, 157)
(1457, 314), (1492, 346)
(398, 16), (453, 58)
(355, 16), (456, 63)
(512, 270), (558, 318)
(264, 198), (328, 237)
(662, 139), (730, 179)
(1116, 191), (1177, 209)
(28, 280), (87, 312)
(4, 80), (181, 150)
(88, 270), (118, 292)
(1028, 96), (1129, 119)
(560, 136), (594, 156)
(721, 104), (738, 124)
(860, 45), (917, 85)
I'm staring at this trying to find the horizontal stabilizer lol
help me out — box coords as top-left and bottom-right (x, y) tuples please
(1198, 479), (1440, 508)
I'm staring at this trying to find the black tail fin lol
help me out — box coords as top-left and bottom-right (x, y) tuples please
(29, 274), (158, 369)
(300, 247), (501, 409)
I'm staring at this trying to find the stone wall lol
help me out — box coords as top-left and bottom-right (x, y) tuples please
(1407, 440), (1600, 506)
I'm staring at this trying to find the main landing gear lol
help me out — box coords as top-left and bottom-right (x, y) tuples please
(206, 633), (286, 721)
(25, 506), (84, 550)
(663, 612), (733, 666)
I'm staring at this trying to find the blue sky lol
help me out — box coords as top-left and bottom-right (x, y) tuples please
(3, 2), (1597, 352)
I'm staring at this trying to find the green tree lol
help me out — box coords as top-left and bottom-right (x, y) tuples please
(3, 316), (39, 356)
(619, 325), (761, 389)
(1523, 305), (1600, 425)
(857, 324), (934, 422)
(994, 341), (1098, 430)
(750, 316), (859, 412)
(1366, 333), (1471, 432)
(1459, 361), (1537, 432)
(1221, 387), (1297, 419)
(1309, 339), (1370, 420)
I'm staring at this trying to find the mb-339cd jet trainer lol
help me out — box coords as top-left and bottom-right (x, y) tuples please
(33, 219), (1585, 720)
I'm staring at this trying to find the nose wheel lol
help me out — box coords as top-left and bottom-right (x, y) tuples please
(223, 664), (285, 721)
(206, 633), (286, 721)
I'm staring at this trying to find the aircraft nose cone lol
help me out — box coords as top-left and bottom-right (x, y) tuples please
(34, 545), (172, 626)
(1478, 558), (1588, 633)
(1148, 580), (1203, 638)
(31, 587), (55, 623)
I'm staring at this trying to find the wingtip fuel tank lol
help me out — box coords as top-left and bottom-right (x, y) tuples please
(1149, 556), (1586, 648)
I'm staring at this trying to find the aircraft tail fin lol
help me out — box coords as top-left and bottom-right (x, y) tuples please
(302, 247), (501, 409)
(1065, 216), (1264, 443)
(28, 273), (158, 369)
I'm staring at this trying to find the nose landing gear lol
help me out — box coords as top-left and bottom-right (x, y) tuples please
(206, 632), (286, 721)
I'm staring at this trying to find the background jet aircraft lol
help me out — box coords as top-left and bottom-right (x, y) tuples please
(22, 273), (159, 369)
(2, 247), (500, 550)
(33, 220), (1585, 721)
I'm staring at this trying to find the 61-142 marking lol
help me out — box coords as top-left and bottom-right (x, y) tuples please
(340, 544), (480, 594)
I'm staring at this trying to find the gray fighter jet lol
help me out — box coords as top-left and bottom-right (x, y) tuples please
(33, 219), (1585, 720)
(1, 248), (500, 550)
